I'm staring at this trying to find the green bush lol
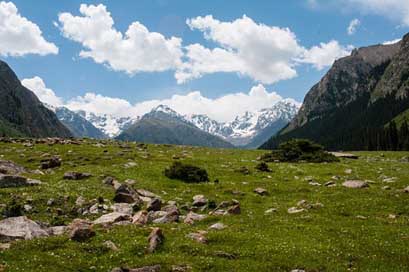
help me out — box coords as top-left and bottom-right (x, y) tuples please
(260, 139), (339, 163)
(164, 161), (209, 183)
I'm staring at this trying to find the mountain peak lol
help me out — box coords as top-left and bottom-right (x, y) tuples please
(151, 105), (178, 115)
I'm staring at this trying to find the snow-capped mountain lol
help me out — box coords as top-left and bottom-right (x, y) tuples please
(76, 111), (139, 138)
(187, 100), (300, 147)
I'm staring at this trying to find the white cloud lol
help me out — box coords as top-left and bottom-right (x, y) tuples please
(67, 85), (295, 122)
(297, 40), (354, 70)
(0, 1), (58, 57)
(347, 18), (360, 35)
(178, 15), (302, 84)
(308, 0), (409, 26)
(58, 4), (183, 74)
(22, 77), (63, 107)
(383, 38), (402, 45)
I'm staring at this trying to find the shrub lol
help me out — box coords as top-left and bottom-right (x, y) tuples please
(255, 162), (271, 172)
(2, 198), (23, 218)
(164, 162), (209, 183)
(261, 139), (339, 163)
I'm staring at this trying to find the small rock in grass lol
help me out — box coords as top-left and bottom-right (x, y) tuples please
(287, 207), (305, 214)
(104, 240), (119, 251)
(147, 198), (162, 212)
(227, 204), (241, 215)
(93, 212), (130, 225)
(344, 169), (352, 174)
(253, 188), (268, 196)
(265, 208), (277, 214)
(69, 219), (95, 242)
(324, 181), (336, 187)
(171, 264), (192, 272)
(209, 223), (226, 230)
(192, 195), (208, 207)
(132, 211), (149, 225)
(147, 228), (164, 253)
(40, 156), (61, 169)
(63, 172), (92, 180)
(187, 231), (208, 244)
(184, 212), (207, 224)
(404, 186), (409, 193)
(0, 216), (48, 242)
(342, 180), (369, 189)
(0, 243), (11, 251)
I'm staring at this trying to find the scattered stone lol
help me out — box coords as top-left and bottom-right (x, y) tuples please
(356, 215), (367, 220)
(388, 214), (398, 219)
(104, 240), (119, 251)
(235, 166), (250, 175)
(69, 219), (95, 242)
(342, 180), (369, 189)
(209, 222), (226, 230)
(0, 216), (48, 242)
(324, 181), (336, 187)
(344, 169), (353, 174)
(147, 198), (162, 212)
(265, 208), (277, 214)
(124, 162), (137, 168)
(111, 203), (134, 215)
(136, 189), (157, 199)
(214, 251), (237, 259)
(171, 264), (192, 272)
(114, 185), (140, 204)
(93, 212), (130, 225)
(48, 226), (67, 236)
(253, 187), (268, 196)
(40, 156), (61, 169)
(132, 211), (149, 225)
(404, 186), (409, 193)
(287, 207), (305, 214)
(63, 172), (92, 180)
(23, 204), (33, 212)
(382, 186), (391, 190)
(187, 231), (208, 244)
(0, 243), (11, 251)
(330, 152), (359, 159)
(184, 212), (207, 224)
(309, 182), (321, 186)
(75, 196), (86, 207)
(0, 160), (26, 175)
(192, 195), (208, 207)
(227, 204), (241, 215)
(147, 228), (164, 253)
(0, 175), (41, 188)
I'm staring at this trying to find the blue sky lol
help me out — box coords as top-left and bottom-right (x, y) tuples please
(1, 0), (408, 121)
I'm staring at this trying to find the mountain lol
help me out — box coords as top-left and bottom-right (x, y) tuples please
(188, 100), (300, 148)
(54, 107), (107, 139)
(262, 33), (409, 151)
(76, 111), (138, 138)
(116, 105), (234, 148)
(0, 60), (72, 138)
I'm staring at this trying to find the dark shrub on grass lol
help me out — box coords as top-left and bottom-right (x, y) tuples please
(164, 161), (209, 183)
(2, 198), (23, 218)
(260, 139), (339, 163)
(255, 162), (271, 172)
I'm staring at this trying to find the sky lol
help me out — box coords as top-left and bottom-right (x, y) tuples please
(1, 0), (408, 122)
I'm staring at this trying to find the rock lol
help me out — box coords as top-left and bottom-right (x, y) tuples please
(0, 160), (26, 175)
(342, 180), (369, 189)
(184, 212), (207, 224)
(324, 181), (336, 187)
(40, 156), (61, 169)
(253, 188), (268, 196)
(23, 204), (33, 212)
(192, 195), (208, 207)
(147, 198), (162, 212)
(136, 189), (158, 199)
(152, 205), (179, 224)
(265, 208), (277, 214)
(124, 162), (137, 168)
(111, 203), (134, 215)
(69, 219), (95, 242)
(0, 243), (11, 251)
(147, 228), (164, 253)
(209, 223), (226, 230)
(227, 204), (241, 215)
(48, 226), (67, 236)
(382, 185), (391, 190)
(103, 240), (119, 251)
(75, 196), (86, 207)
(214, 251), (237, 259)
(0, 216), (48, 242)
(287, 207), (305, 214)
(93, 212), (130, 225)
(344, 169), (353, 174)
(187, 231), (208, 244)
(171, 265), (192, 272)
(0, 175), (40, 188)
(63, 172), (92, 180)
(403, 186), (409, 193)
(329, 152), (359, 159)
(132, 211), (149, 225)
(309, 182), (321, 186)
(130, 265), (161, 272)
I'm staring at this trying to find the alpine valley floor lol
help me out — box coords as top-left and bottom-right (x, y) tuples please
(0, 139), (408, 272)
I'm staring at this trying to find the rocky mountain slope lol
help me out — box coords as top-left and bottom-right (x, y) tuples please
(116, 105), (234, 148)
(54, 107), (107, 139)
(188, 100), (300, 148)
(0, 60), (72, 138)
(262, 33), (409, 150)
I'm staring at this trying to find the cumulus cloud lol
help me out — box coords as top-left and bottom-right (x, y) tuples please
(297, 40), (354, 70)
(347, 19), (360, 35)
(177, 15), (302, 84)
(0, 1), (58, 57)
(58, 4), (183, 74)
(22, 77), (63, 107)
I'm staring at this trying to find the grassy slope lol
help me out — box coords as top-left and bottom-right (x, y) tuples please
(391, 108), (409, 127)
(0, 141), (408, 271)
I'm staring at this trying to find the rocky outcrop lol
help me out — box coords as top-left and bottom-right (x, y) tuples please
(0, 216), (48, 242)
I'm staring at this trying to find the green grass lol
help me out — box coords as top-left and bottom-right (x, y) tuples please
(0, 140), (409, 271)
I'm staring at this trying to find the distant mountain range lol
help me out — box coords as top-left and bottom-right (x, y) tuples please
(56, 101), (299, 148)
(262, 32), (409, 151)
(0, 60), (72, 138)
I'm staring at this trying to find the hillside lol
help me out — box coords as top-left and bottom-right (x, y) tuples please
(0, 139), (408, 271)
(262, 33), (409, 151)
(116, 106), (234, 148)
(0, 60), (72, 138)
